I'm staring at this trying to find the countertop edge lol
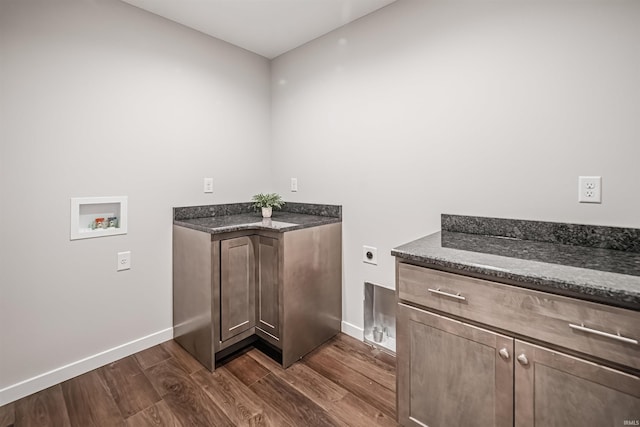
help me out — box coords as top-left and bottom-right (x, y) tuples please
(391, 248), (640, 312)
(173, 216), (341, 235)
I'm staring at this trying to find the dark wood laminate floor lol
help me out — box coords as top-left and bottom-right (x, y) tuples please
(0, 334), (398, 427)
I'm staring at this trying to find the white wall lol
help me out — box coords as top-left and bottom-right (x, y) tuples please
(270, 0), (640, 335)
(0, 0), (271, 403)
(2, 0), (640, 406)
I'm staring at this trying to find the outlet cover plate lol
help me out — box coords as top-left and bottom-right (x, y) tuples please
(578, 176), (601, 203)
(117, 251), (131, 271)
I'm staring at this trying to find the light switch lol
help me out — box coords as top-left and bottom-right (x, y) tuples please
(204, 178), (213, 193)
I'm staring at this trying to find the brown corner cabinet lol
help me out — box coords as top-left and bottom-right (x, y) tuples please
(173, 222), (342, 370)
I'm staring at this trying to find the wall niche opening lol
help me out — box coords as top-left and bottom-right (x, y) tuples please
(364, 281), (396, 355)
(70, 196), (127, 240)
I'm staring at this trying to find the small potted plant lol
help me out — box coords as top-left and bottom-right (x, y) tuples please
(251, 193), (285, 218)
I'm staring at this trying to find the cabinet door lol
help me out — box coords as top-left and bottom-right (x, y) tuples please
(220, 236), (255, 341)
(256, 236), (279, 339)
(515, 340), (640, 427)
(397, 303), (514, 427)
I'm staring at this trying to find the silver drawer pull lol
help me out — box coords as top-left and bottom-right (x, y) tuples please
(427, 288), (466, 301)
(569, 323), (638, 345)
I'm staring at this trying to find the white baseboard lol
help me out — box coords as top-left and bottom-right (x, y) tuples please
(341, 320), (364, 341)
(0, 327), (173, 406)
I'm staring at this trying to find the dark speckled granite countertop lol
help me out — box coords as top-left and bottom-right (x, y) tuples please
(392, 215), (640, 311)
(173, 202), (341, 235)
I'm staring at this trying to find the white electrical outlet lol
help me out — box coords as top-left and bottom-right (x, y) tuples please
(117, 251), (131, 271)
(291, 177), (298, 192)
(578, 176), (602, 203)
(204, 178), (213, 193)
(363, 245), (378, 265)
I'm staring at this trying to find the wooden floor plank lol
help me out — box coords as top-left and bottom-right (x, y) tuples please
(134, 345), (172, 371)
(272, 360), (398, 427)
(13, 385), (71, 427)
(272, 362), (348, 404)
(246, 348), (284, 373)
(98, 356), (161, 418)
(191, 367), (262, 426)
(335, 334), (396, 368)
(324, 339), (396, 391)
(125, 401), (182, 427)
(61, 370), (125, 427)
(304, 347), (396, 419)
(372, 349), (396, 369)
(192, 367), (293, 427)
(222, 351), (270, 387)
(160, 341), (203, 375)
(250, 373), (342, 427)
(5, 334), (397, 427)
(144, 358), (233, 426)
(0, 402), (14, 427)
(332, 393), (399, 427)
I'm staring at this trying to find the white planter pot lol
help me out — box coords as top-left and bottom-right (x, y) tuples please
(261, 207), (272, 218)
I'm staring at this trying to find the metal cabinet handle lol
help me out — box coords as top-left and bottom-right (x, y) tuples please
(517, 354), (529, 365)
(427, 288), (466, 301)
(498, 348), (510, 360)
(569, 323), (638, 345)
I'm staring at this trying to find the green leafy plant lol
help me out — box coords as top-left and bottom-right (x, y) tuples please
(251, 193), (285, 210)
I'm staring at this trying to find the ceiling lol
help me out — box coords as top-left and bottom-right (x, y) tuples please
(121, 0), (397, 59)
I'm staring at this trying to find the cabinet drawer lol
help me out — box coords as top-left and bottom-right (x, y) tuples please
(398, 262), (640, 370)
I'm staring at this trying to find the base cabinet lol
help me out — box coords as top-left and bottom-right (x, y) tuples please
(396, 262), (640, 427)
(173, 223), (342, 372)
(398, 303), (640, 427)
(397, 304), (513, 427)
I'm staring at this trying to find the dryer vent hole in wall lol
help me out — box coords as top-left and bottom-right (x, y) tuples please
(363, 246), (378, 265)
